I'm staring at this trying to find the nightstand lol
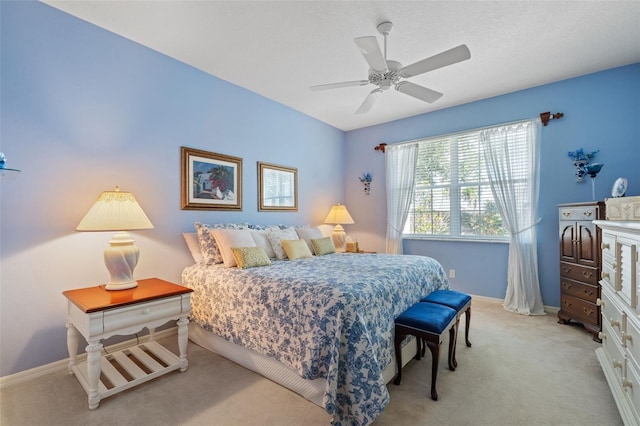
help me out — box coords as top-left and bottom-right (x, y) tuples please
(63, 278), (193, 409)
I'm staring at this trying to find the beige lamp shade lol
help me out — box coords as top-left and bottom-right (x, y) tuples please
(77, 187), (153, 291)
(323, 204), (355, 225)
(76, 187), (154, 231)
(324, 204), (354, 252)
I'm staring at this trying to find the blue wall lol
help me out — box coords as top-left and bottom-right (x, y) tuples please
(0, 2), (344, 376)
(345, 63), (640, 308)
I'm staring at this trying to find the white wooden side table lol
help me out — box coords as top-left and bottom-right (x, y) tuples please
(63, 278), (193, 409)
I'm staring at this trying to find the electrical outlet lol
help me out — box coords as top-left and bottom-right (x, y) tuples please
(449, 269), (456, 279)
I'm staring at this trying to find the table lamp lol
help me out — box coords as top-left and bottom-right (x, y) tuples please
(76, 186), (154, 290)
(324, 204), (354, 252)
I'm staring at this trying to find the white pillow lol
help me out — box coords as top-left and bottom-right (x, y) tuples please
(211, 229), (256, 267)
(183, 233), (203, 264)
(266, 227), (299, 260)
(295, 227), (323, 254)
(250, 229), (277, 259)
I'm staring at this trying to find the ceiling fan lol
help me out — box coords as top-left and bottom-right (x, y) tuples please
(310, 21), (471, 114)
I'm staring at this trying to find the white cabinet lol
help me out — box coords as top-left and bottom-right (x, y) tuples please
(594, 220), (640, 425)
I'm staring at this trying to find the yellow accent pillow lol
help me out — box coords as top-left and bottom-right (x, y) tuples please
(310, 237), (335, 256)
(281, 239), (313, 260)
(231, 246), (272, 269)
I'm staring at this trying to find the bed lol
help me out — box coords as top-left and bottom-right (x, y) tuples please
(181, 244), (449, 425)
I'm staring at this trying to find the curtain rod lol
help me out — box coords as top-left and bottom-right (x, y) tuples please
(374, 111), (564, 153)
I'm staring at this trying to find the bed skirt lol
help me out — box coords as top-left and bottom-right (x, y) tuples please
(188, 323), (417, 408)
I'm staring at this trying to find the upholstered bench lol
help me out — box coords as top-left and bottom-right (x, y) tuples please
(421, 289), (472, 352)
(394, 302), (457, 401)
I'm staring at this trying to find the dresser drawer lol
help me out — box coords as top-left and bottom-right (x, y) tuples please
(560, 277), (599, 303)
(601, 290), (624, 343)
(560, 294), (599, 326)
(625, 357), (640, 421)
(601, 232), (616, 258)
(626, 314), (640, 363)
(103, 296), (183, 334)
(560, 262), (598, 285)
(602, 320), (625, 384)
(559, 206), (599, 221)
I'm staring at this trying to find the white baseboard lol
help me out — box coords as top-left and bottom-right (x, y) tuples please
(467, 293), (560, 315)
(0, 327), (177, 390)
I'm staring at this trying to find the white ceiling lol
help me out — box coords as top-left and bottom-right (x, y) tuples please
(43, 1), (640, 132)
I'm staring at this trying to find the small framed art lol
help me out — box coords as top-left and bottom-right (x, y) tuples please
(258, 162), (298, 211)
(181, 147), (242, 210)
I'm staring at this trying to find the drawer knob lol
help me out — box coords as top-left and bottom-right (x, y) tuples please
(583, 211), (592, 217)
(601, 271), (610, 280)
(583, 289), (594, 297)
(598, 331), (606, 340)
(562, 266), (571, 273)
(596, 298), (604, 307)
(602, 242), (610, 250)
(623, 379), (633, 389)
(583, 307), (595, 316)
(612, 262), (617, 270)
(613, 359), (623, 369)
(562, 212), (570, 217)
(610, 319), (621, 329)
(562, 282), (572, 290)
(582, 271), (593, 279)
(623, 333), (632, 342)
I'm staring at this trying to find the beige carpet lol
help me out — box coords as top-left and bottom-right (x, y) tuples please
(1, 298), (622, 425)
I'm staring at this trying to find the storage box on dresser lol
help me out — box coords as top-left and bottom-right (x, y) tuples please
(594, 220), (640, 425)
(558, 202), (606, 340)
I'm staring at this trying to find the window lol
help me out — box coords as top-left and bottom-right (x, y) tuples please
(403, 124), (530, 240)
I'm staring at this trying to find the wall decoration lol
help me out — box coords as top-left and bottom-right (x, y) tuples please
(567, 148), (599, 182)
(181, 147), (242, 210)
(258, 162), (297, 211)
(359, 173), (372, 195)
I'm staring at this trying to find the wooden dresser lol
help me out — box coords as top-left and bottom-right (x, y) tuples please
(594, 220), (640, 425)
(557, 201), (606, 340)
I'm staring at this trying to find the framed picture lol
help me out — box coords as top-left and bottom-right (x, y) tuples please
(181, 147), (242, 210)
(258, 162), (298, 211)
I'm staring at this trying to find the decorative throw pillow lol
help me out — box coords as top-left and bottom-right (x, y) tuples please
(194, 222), (250, 264)
(183, 233), (204, 264)
(281, 239), (313, 260)
(211, 228), (256, 267)
(266, 227), (300, 260)
(311, 237), (336, 256)
(250, 229), (277, 259)
(232, 246), (271, 269)
(295, 227), (323, 254)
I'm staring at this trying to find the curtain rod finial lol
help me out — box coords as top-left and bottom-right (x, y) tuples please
(374, 143), (387, 153)
(540, 111), (564, 126)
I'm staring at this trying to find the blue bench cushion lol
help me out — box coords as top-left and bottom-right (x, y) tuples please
(421, 290), (471, 311)
(396, 303), (456, 333)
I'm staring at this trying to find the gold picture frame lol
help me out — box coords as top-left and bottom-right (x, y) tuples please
(258, 162), (297, 212)
(181, 147), (242, 210)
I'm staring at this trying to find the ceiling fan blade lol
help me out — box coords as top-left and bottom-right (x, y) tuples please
(400, 44), (471, 78)
(354, 36), (388, 73)
(355, 88), (383, 114)
(310, 80), (369, 91)
(395, 81), (443, 103)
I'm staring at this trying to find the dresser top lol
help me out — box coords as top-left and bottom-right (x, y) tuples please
(63, 278), (193, 313)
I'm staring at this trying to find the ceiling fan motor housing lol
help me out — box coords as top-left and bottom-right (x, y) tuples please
(369, 60), (402, 90)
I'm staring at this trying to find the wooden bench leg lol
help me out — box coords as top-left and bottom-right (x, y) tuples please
(465, 307), (472, 347)
(449, 322), (458, 370)
(425, 341), (440, 401)
(394, 332), (404, 385)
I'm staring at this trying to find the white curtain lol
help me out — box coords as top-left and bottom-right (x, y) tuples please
(385, 143), (418, 254)
(480, 120), (545, 315)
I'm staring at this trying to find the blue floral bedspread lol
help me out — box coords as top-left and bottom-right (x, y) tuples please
(182, 253), (448, 425)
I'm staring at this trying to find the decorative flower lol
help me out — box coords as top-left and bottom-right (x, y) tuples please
(359, 173), (372, 183)
(567, 148), (599, 162)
